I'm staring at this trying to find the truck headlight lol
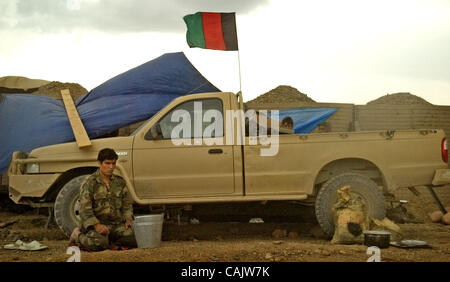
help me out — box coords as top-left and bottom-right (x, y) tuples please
(26, 163), (40, 174)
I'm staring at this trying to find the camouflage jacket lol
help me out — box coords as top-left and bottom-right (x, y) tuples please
(79, 170), (133, 230)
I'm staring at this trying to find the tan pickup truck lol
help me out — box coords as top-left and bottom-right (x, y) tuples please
(7, 92), (450, 237)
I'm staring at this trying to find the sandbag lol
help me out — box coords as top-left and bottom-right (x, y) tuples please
(370, 217), (403, 241)
(331, 185), (369, 245)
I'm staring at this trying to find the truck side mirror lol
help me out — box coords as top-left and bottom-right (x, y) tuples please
(146, 124), (163, 140)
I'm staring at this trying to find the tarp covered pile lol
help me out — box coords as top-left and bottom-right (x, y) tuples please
(0, 52), (220, 174)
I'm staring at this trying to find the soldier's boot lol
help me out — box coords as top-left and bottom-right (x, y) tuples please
(114, 233), (138, 248)
(110, 224), (138, 248)
(77, 229), (109, 251)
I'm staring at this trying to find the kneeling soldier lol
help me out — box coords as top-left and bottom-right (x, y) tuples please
(69, 148), (137, 251)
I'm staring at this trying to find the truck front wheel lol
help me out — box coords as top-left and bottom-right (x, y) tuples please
(314, 172), (386, 237)
(54, 175), (89, 237)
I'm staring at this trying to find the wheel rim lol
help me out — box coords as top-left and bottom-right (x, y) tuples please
(70, 195), (82, 224)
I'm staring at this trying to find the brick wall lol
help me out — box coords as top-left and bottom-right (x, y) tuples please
(355, 104), (450, 137)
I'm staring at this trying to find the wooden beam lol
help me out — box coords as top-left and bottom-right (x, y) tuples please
(60, 89), (92, 148)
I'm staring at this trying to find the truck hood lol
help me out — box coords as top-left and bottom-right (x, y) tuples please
(29, 136), (134, 158)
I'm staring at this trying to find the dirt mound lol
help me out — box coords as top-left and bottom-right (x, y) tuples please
(367, 92), (432, 105)
(0, 76), (50, 91)
(246, 85), (315, 105)
(32, 81), (88, 101)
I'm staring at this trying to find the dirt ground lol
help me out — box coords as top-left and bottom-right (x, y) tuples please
(0, 196), (449, 262)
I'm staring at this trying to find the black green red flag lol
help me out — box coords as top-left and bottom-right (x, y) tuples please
(183, 12), (238, 51)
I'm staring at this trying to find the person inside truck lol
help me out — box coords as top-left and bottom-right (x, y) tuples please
(281, 117), (294, 130)
(317, 121), (329, 133)
(68, 148), (137, 251)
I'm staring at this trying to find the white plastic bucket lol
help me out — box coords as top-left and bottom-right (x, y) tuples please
(133, 214), (164, 249)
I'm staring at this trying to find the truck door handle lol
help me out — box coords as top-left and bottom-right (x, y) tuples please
(208, 149), (223, 154)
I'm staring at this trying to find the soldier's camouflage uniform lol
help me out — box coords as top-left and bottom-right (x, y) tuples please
(75, 170), (137, 251)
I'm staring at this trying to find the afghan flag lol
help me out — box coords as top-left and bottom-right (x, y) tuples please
(183, 12), (238, 51)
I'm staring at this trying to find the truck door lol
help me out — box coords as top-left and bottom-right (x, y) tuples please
(132, 97), (235, 199)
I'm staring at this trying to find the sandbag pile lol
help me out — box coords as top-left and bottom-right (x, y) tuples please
(331, 185), (369, 244)
(331, 185), (403, 245)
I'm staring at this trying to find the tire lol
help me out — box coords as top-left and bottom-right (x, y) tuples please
(54, 175), (90, 237)
(314, 172), (386, 237)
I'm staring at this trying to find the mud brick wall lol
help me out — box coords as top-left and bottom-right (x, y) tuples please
(247, 103), (450, 136)
(356, 104), (450, 166)
(355, 104), (450, 137)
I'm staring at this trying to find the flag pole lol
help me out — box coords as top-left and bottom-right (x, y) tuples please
(234, 13), (245, 146)
(236, 49), (246, 147)
(235, 12), (243, 112)
(237, 50), (242, 95)
(232, 12), (242, 97)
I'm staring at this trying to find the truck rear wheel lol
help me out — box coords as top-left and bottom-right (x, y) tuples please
(54, 175), (89, 237)
(314, 172), (386, 237)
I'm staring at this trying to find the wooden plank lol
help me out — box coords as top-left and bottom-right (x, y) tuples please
(60, 89), (92, 148)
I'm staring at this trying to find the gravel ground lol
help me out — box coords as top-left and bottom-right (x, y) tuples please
(0, 202), (449, 262)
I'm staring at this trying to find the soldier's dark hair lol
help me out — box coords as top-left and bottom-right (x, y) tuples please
(282, 117), (293, 124)
(97, 148), (118, 163)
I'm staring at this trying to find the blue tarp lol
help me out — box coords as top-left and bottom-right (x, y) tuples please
(0, 52), (220, 174)
(272, 108), (338, 133)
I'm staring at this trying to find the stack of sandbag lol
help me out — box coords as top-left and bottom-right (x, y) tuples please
(331, 185), (403, 245)
(331, 186), (369, 244)
(429, 207), (450, 225)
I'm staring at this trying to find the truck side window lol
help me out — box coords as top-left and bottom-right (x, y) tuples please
(146, 98), (223, 140)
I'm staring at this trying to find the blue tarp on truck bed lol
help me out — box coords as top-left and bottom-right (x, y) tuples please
(0, 52), (220, 174)
(277, 108), (338, 134)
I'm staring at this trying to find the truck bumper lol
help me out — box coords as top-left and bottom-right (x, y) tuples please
(432, 169), (450, 186)
(8, 174), (61, 204)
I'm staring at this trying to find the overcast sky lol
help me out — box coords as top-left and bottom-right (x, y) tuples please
(1, 0), (449, 105)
